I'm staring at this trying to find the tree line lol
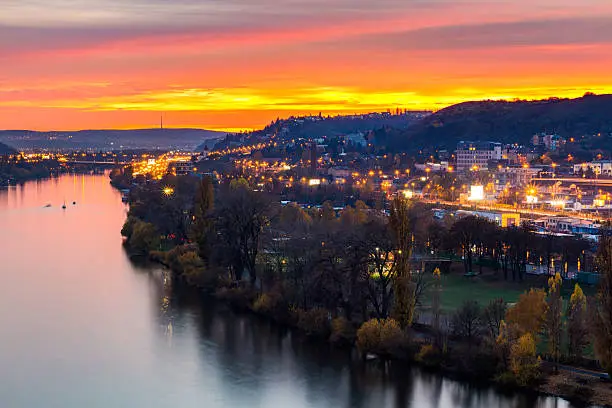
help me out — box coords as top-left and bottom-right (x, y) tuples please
(120, 173), (612, 391)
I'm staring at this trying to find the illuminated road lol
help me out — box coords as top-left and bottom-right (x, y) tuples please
(419, 198), (609, 222)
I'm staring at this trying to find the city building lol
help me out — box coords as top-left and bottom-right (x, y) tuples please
(414, 161), (450, 173)
(327, 167), (352, 178)
(573, 160), (612, 176)
(455, 209), (520, 228)
(501, 145), (538, 165)
(173, 161), (195, 176)
(345, 132), (367, 147)
(495, 165), (542, 188)
(532, 133), (566, 151)
(544, 216), (601, 236)
(456, 141), (502, 172)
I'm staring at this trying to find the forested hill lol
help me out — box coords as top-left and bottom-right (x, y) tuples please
(207, 112), (430, 151)
(0, 142), (15, 154)
(261, 112), (429, 140)
(382, 94), (612, 151)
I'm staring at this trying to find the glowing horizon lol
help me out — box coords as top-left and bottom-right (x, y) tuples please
(3, 0), (612, 131)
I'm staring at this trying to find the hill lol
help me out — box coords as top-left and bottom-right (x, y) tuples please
(0, 128), (224, 151)
(208, 111), (430, 151)
(0, 142), (15, 154)
(385, 94), (612, 151)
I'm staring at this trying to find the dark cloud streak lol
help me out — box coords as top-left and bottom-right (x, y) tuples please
(349, 16), (612, 50)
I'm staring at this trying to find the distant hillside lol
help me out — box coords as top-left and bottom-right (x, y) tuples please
(0, 128), (224, 151)
(267, 112), (429, 140)
(211, 112), (430, 151)
(0, 142), (15, 154)
(386, 94), (612, 151)
(195, 138), (226, 152)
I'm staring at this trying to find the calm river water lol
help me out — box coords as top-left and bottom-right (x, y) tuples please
(0, 174), (579, 408)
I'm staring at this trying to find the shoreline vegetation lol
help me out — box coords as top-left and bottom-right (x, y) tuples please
(0, 158), (57, 185)
(0, 156), (104, 186)
(116, 171), (612, 407)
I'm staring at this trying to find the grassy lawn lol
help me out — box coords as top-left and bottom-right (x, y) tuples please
(422, 266), (599, 359)
(425, 261), (598, 314)
(436, 273), (524, 313)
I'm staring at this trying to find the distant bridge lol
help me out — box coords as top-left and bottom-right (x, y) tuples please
(64, 160), (128, 165)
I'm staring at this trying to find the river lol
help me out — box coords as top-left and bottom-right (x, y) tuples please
(0, 174), (578, 408)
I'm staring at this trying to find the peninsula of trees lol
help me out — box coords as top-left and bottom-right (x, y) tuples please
(119, 172), (612, 405)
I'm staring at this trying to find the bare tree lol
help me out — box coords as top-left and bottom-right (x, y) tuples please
(482, 298), (507, 340)
(361, 219), (398, 319)
(216, 185), (276, 286)
(452, 300), (482, 346)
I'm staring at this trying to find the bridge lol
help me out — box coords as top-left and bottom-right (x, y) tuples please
(64, 160), (128, 165)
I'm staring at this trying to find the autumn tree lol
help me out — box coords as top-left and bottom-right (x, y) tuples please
(592, 222), (612, 373)
(279, 203), (312, 232)
(389, 196), (412, 259)
(509, 333), (541, 386)
(321, 200), (336, 223)
(392, 274), (416, 328)
(176, 251), (205, 286)
(567, 283), (589, 360)
(356, 318), (403, 357)
(505, 288), (546, 338)
(128, 220), (160, 255)
(354, 200), (369, 224)
(545, 273), (563, 371)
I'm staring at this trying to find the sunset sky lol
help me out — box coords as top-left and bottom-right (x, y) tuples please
(2, 0), (612, 131)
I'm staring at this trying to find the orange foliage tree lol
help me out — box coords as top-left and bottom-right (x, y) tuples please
(506, 288), (547, 338)
(509, 333), (541, 386)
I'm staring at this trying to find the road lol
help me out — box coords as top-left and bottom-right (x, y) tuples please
(420, 197), (608, 222)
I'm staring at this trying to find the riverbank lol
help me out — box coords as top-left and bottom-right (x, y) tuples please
(1, 167), (107, 186)
(142, 246), (611, 408)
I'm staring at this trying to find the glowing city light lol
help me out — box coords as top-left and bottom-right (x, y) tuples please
(468, 185), (484, 201)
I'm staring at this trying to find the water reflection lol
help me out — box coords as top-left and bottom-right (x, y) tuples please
(150, 273), (574, 408)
